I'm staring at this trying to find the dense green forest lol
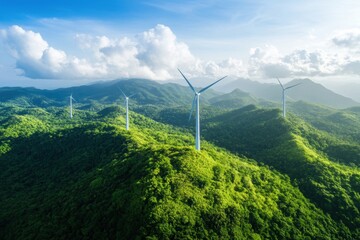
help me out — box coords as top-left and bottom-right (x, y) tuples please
(0, 79), (360, 239)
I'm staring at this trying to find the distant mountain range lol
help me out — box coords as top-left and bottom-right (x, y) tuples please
(218, 78), (359, 109)
(0, 79), (219, 107)
(0, 77), (358, 109)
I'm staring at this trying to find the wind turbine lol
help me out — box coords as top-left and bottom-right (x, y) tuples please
(178, 69), (227, 151)
(69, 94), (76, 118)
(277, 78), (302, 118)
(119, 88), (135, 130)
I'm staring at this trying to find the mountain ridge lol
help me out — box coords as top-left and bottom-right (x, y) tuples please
(0, 77), (358, 110)
(218, 78), (359, 108)
(0, 78), (360, 238)
(203, 105), (360, 235)
(0, 107), (351, 239)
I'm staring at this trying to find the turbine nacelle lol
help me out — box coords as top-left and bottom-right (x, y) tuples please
(277, 78), (302, 91)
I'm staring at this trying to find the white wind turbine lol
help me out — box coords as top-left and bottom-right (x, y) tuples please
(277, 78), (302, 118)
(119, 88), (135, 130)
(178, 69), (227, 151)
(69, 94), (76, 118)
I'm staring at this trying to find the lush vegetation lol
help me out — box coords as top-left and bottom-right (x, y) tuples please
(1, 79), (360, 239)
(203, 105), (360, 238)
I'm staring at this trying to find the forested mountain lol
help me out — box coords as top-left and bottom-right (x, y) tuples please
(208, 89), (260, 109)
(1, 79), (360, 239)
(1, 77), (358, 110)
(0, 105), (354, 239)
(0, 79), (219, 107)
(203, 105), (360, 236)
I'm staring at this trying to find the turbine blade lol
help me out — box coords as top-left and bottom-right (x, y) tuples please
(118, 87), (127, 98)
(277, 78), (284, 90)
(188, 95), (197, 121)
(71, 96), (76, 102)
(285, 82), (302, 90)
(178, 68), (196, 93)
(199, 76), (227, 93)
(128, 93), (136, 98)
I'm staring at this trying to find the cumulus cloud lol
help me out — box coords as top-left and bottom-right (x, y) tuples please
(248, 45), (288, 77)
(1, 24), (243, 80)
(0, 25), (102, 79)
(3, 24), (360, 81)
(202, 58), (246, 77)
(1, 25), (48, 60)
(248, 45), (344, 78)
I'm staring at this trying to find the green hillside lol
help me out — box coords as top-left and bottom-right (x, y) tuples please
(203, 105), (360, 237)
(0, 106), (352, 239)
(1, 79), (360, 239)
(289, 101), (360, 142)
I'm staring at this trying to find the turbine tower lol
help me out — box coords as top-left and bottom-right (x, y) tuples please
(119, 88), (135, 130)
(69, 94), (76, 118)
(277, 78), (302, 118)
(178, 69), (227, 151)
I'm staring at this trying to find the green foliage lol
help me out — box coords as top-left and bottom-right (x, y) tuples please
(0, 105), (350, 239)
(203, 105), (360, 238)
(1, 81), (360, 239)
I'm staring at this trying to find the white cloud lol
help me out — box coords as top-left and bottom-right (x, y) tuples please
(203, 58), (246, 77)
(1, 25), (48, 60)
(1, 24), (242, 81)
(248, 45), (344, 78)
(247, 29), (360, 79)
(3, 24), (360, 82)
(331, 28), (360, 75)
(136, 24), (196, 77)
(0, 25), (99, 79)
(248, 45), (287, 77)
(283, 49), (343, 76)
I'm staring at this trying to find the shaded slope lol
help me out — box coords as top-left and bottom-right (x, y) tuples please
(0, 109), (349, 239)
(289, 101), (360, 143)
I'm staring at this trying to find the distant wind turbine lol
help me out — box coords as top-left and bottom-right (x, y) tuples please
(69, 94), (76, 118)
(119, 88), (135, 130)
(277, 78), (302, 118)
(178, 69), (227, 151)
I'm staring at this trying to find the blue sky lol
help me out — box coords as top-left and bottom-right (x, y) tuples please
(1, 0), (360, 88)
